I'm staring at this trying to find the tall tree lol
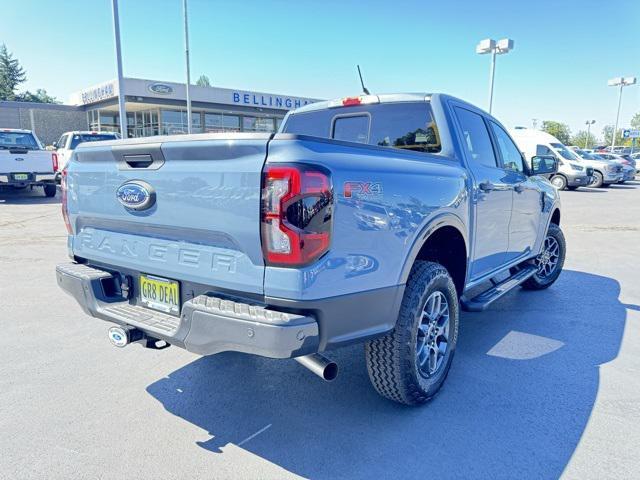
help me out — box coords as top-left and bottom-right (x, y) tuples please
(196, 75), (211, 87)
(541, 120), (571, 144)
(17, 88), (60, 104)
(0, 44), (27, 100)
(602, 125), (624, 146)
(569, 130), (598, 149)
(630, 112), (640, 130)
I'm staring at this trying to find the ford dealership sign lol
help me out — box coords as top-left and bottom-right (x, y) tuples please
(147, 83), (174, 95)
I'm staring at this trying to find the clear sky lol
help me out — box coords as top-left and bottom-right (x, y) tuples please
(2, 0), (639, 138)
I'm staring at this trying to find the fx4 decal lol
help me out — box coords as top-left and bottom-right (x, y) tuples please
(343, 181), (383, 199)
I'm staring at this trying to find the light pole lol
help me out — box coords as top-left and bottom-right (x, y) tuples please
(608, 76), (636, 150)
(111, 0), (127, 137)
(183, 0), (192, 134)
(476, 38), (514, 114)
(585, 120), (595, 149)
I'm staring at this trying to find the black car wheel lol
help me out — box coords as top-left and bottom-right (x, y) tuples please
(550, 175), (567, 190)
(522, 223), (566, 290)
(365, 261), (459, 405)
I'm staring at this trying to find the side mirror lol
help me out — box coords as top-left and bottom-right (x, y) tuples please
(531, 155), (558, 176)
(52, 142), (58, 148)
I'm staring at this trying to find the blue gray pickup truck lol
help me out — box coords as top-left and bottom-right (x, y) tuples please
(56, 93), (565, 405)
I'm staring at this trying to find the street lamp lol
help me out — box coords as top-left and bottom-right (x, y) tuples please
(183, 0), (192, 134)
(476, 38), (514, 114)
(585, 120), (595, 149)
(608, 76), (636, 150)
(111, 0), (127, 137)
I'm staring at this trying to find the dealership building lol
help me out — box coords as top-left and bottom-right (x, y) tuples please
(0, 77), (320, 144)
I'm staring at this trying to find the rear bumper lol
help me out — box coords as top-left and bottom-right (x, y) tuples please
(0, 172), (56, 186)
(56, 262), (320, 358)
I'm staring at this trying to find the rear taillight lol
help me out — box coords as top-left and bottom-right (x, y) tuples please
(61, 169), (72, 234)
(52, 152), (58, 172)
(261, 164), (333, 266)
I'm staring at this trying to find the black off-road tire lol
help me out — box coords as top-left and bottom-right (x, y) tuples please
(522, 223), (566, 290)
(365, 261), (459, 406)
(43, 184), (57, 197)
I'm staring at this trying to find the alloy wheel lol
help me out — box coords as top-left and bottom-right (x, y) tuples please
(416, 291), (450, 377)
(535, 235), (560, 278)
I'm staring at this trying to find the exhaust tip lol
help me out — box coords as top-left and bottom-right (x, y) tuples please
(295, 354), (338, 381)
(323, 361), (339, 381)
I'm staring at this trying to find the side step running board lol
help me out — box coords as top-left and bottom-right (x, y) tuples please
(461, 266), (537, 312)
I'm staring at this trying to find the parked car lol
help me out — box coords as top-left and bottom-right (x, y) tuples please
(509, 128), (591, 190)
(0, 128), (58, 197)
(593, 153), (635, 183)
(569, 147), (624, 186)
(53, 131), (120, 179)
(56, 93), (564, 406)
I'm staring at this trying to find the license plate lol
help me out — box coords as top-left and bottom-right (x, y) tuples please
(139, 274), (180, 315)
(14, 173), (28, 180)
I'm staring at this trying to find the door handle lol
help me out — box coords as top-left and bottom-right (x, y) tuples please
(514, 183), (525, 193)
(479, 181), (495, 192)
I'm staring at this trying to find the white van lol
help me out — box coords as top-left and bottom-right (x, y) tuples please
(509, 127), (591, 190)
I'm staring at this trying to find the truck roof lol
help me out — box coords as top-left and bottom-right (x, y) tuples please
(291, 93), (434, 114)
(61, 131), (119, 135)
(1, 128), (33, 134)
(508, 127), (563, 145)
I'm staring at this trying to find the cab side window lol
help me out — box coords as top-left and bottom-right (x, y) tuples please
(489, 122), (525, 173)
(536, 144), (553, 156)
(454, 107), (497, 168)
(57, 134), (67, 149)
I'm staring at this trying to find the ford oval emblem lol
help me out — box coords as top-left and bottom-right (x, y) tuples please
(147, 82), (174, 95)
(116, 181), (156, 211)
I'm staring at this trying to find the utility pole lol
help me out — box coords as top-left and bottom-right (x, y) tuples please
(183, 0), (192, 134)
(111, 0), (127, 137)
(608, 77), (636, 150)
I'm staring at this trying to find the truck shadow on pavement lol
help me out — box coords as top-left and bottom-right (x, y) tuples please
(147, 270), (629, 480)
(0, 188), (60, 204)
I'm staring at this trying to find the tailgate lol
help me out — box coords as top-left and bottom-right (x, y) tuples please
(0, 149), (53, 174)
(67, 134), (271, 295)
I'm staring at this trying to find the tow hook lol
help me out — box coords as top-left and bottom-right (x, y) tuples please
(108, 325), (170, 350)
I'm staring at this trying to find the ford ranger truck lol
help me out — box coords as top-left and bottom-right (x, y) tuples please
(56, 94), (565, 405)
(1, 128), (58, 197)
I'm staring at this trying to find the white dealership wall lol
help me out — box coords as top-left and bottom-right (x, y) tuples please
(69, 78), (319, 111)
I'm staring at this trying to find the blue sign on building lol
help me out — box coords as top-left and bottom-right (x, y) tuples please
(232, 92), (312, 110)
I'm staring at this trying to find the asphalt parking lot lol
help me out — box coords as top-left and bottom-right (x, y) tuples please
(1, 182), (639, 480)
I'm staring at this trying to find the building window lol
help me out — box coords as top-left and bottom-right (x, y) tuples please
(204, 113), (240, 132)
(160, 109), (201, 135)
(243, 116), (275, 132)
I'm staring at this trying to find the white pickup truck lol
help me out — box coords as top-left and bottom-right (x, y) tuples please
(53, 131), (120, 176)
(0, 128), (58, 197)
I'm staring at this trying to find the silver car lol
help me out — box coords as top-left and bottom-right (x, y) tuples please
(570, 148), (623, 187)
(594, 153), (635, 183)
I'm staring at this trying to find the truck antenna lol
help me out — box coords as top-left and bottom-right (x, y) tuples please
(357, 65), (370, 95)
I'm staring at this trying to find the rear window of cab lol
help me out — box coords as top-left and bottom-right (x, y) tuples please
(282, 102), (441, 153)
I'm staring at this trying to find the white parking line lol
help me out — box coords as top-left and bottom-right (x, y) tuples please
(237, 424), (272, 447)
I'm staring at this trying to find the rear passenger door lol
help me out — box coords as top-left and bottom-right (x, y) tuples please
(453, 106), (512, 280)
